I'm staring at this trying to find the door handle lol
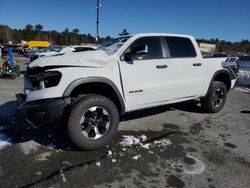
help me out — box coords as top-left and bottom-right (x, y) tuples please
(193, 63), (201, 66)
(156, 65), (168, 69)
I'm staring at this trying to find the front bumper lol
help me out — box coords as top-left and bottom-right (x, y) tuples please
(16, 94), (69, 128)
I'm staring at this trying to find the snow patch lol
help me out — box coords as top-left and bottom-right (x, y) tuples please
(141, 143), (150, 149)
(236, 70), (250, 91)
(0, 133), (11, 150)
(183, 154), (205, 175)
(107, 150), (112, 156)
(132, 155), (141, 160)
(36, 171), (42, 175)
(236, 87), (250, 93)
(141, 135), (147, 142)
(36, 152), (52, 161)
(60, 169), (67, 183)
(119, 135), (141, 147)
(119, 135), (148, 147)
(153, 139), (172, 147)
(96, 162), (101, 167)
(19, 141), (39, 155)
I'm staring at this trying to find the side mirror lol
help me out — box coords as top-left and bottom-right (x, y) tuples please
(124, 45), (148, 60)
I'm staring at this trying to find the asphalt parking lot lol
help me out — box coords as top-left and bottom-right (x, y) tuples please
(0, 58), (250, 188)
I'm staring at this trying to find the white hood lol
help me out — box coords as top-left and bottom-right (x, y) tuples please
(29, 50), (110, 68)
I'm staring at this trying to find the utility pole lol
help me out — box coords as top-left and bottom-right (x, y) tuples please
(96, 0), (101, 43)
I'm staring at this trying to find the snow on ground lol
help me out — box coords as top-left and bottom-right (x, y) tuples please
(96, 162), (101, 167)
(132, 155), (141, 160)
(141, 143), (150, 149)
(236, 87), (250, 93)
(141, 135), (147, 142)
(119, 135), (150, 147)
(107, 150), (112, 156)
(0, 133), (11, 150)
(36, 171), (42, 176)
(36, 152), (52, 161)
(119, 135), (173, 153)
(119, 135), (141, 147)
(236, 70), (250, 92)
(60, 169), (67, 183)
(19, 141), (39, 155)
(153, 138), (172, 147)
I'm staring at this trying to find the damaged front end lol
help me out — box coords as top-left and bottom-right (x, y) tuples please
(16, 66), (69, 128)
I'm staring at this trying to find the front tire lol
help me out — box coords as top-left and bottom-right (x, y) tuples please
(68, 95), (119, 150)
(201, 81), (227, 113)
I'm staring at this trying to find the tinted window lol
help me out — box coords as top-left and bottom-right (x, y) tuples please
(128, 37), (163, 60)
(74, 47), (95, 52)
(229, 57), (237, 62)
(165, 37), (196, 58)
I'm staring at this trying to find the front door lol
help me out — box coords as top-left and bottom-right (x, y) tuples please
(118, 37), (171, 110)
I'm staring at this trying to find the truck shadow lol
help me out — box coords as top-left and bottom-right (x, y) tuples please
(0, 100), (79, 151)
(0, 101), (18, 119)
(122, 99), (204, 121)
(0, 99), (203, 152)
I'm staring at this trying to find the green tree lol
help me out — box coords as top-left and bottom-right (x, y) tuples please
(72, 28), (80, 35)
(0, 25), (12, 43)
(119, 29), (130, 37)
(25, 24), (33, 32)
(35, 24), (43, 32)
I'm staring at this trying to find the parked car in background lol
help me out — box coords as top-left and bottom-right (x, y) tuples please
(30, 45), (97, 62)
(1, 44), (22, 56)
(209, 52), (228, 58)
(24, 47), (49, 58)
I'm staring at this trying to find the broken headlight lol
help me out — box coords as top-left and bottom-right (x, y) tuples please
(29, 71), (62, 90)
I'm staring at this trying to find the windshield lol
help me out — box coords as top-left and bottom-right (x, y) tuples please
(97, 37), (130, 55)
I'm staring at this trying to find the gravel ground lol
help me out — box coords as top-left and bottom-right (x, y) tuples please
(0, 57), (249, 188)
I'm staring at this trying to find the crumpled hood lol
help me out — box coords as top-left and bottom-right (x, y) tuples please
(29, 50), (109, 68)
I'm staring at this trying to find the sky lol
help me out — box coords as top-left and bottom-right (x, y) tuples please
(0, 0), (249, 41)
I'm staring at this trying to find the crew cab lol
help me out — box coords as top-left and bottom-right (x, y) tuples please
(16, 33), (238, 150)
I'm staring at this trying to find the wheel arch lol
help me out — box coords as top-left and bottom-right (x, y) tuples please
(63, 77), (125, 115)
(205, 69), (231, 96)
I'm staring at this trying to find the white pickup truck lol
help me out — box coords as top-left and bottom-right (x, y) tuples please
(16, 33), (239, 150)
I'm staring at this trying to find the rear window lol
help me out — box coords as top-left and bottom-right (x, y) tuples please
(165, 37), (196, 58)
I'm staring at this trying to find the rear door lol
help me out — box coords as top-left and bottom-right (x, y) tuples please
(164, 36), (206, 98)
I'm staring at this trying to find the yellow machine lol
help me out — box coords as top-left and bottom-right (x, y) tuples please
(25, 41), (50, 48)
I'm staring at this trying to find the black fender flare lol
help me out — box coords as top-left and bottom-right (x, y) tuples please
(63, 77), (125, 115)
(205, 69), (231, 96)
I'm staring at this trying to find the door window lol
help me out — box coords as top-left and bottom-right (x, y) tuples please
(165, 37), (196, 58)
(125, 37), (163, 60)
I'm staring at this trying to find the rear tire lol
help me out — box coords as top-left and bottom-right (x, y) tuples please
(201, 81), (227, 113)
(68, 95), (119, 150)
